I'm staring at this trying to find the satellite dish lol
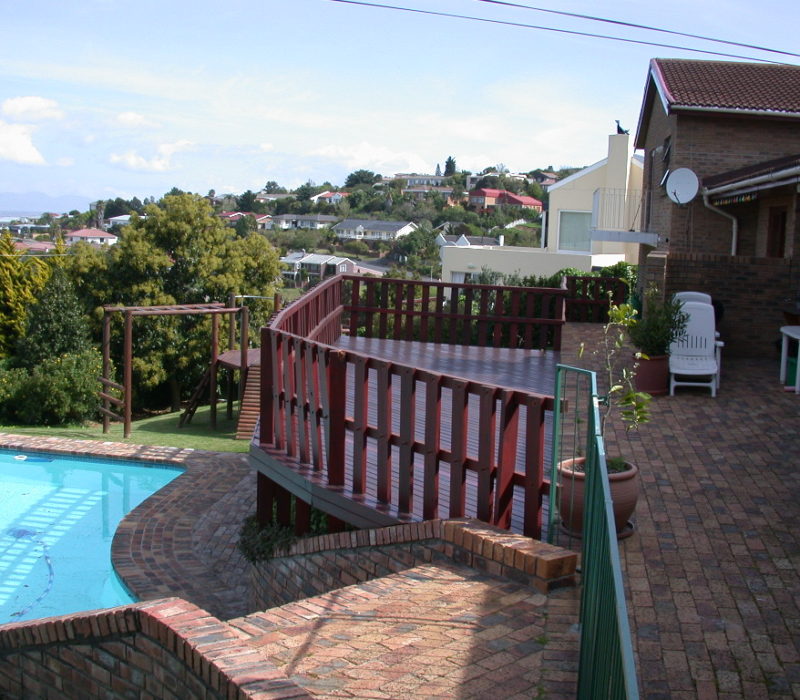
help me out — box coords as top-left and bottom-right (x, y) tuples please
(665, 168), (699, 205)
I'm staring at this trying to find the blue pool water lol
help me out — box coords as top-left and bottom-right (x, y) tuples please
(0, 450), (182, 625)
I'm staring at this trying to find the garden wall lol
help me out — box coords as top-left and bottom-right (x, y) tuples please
(250, 518), (577, 610)
(0, 599), (307, 699)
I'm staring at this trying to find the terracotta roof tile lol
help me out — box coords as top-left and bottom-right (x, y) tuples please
(653, 59), (800, 115)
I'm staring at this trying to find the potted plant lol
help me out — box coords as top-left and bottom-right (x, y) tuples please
(558, 298), (652, 539)
(627, 285), (688, 395)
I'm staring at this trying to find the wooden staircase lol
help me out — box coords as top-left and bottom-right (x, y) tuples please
(235, 364), (261, 440)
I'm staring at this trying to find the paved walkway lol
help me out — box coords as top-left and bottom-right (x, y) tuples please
(560, 323), (800, 699)
(2, 321), (799, 698)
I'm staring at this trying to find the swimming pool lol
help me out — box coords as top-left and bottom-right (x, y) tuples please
(0, 450), (182, 625)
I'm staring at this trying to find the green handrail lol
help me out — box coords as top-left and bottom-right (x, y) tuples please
(550, 364), (639, 699)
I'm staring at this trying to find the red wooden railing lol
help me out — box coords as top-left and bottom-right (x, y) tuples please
(563, 275), (628, 323)
(252, 275), (566, 539)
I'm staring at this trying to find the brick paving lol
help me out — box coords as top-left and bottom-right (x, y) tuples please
(2, 320), (800, 698)
(560, 323), (800, 699)
(229, 561), (580, 699)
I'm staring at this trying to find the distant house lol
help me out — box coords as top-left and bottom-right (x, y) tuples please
(392, 173), (449, 187)
(435, 233), (502, 248)
(465, 172), (535, 190)
(280, 251), (356, 284)
(310, 191), (348, 206)
(467, 189), (543, 214)
(332, 219), (417, 242)
(103, 214), (134, 230)
(256, 192), (295, 204)
(633, 58), (800, 357)
(13, 239), (57, 254)
(218, 212), (272, 230)
(64, 228), (117, 246)
(267, 214), (339, 230)
(401, 186), (460, 205)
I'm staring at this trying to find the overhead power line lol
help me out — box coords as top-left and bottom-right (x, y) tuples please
(326, 0), (792, 64)
(474, 0), (800, 60)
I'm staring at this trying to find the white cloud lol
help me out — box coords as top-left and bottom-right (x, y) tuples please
(0, 120), (46, 164)
(260, 143), (274, 152)
(109, 140), (193, 171)
(2, 96), (64, 121)
(115, 111), (160, 129)
(312, 141), (429, 176)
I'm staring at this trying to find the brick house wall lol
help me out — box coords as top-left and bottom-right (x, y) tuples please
(650, 251), (797, 358)
(638, 98), (800, 357)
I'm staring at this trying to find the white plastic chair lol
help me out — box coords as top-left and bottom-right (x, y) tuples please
(674, 291), (721, 342)
(674, 291), (712, 305)
(669, 301), (724, 397)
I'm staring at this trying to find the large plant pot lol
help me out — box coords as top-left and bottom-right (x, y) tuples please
(634, 354), (669, 396)
(557, 457), (639, 539)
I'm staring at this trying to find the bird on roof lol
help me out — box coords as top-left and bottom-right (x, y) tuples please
(616, 120), (629, 135)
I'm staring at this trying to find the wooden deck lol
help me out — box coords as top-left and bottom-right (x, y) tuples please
(335, 336), (559, 395)
(251, 336), (562, 536)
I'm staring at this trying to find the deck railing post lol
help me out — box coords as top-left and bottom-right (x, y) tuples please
(260, 327), (274, 446)
(327, 349), (347, 487)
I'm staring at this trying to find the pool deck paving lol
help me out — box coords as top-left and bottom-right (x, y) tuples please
(1, 322), (799, 698)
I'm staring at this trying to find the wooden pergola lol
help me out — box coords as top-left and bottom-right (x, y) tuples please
(100, 300), (249, 438)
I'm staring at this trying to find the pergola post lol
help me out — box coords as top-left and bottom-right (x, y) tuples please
(102, 311), (111, 434)
(210, 313), (219, 429)
(239, 304), (249, 401)
(123, 311), (133, 438)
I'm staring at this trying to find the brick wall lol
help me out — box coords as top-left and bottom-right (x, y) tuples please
(660, 252), (796, 358)
(250, 519), (578, 610)
(0, 599), (309, 699)
(1, 520), (577, 699)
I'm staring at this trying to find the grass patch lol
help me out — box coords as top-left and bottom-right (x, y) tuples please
(0, 403), (249, 453)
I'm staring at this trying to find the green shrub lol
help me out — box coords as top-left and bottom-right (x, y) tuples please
(0, 363), (29, 422)
(13, 349), (103, 426)
(238, 515), (298, 563)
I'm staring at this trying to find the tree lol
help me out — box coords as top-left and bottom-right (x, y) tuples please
(0, 232), (50, 357)
(263, 181), (286, 194)
(98, 193), (282, 409)
(234, 214), (258, 238)
(344, 169), (380, 188)
(236, 190), (258, 212)
(16, 267), (92, 369)
(444, 156), (457, 177)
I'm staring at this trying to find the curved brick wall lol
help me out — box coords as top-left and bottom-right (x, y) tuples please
(250, 519), (577, 610)
(0, 599), (308, 699)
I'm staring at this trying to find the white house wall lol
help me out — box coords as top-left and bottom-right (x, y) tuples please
(547, 133), (642, 262)
(440, 245), (610, 281)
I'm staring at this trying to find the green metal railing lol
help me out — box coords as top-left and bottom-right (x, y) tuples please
(549, 364), (639, 700)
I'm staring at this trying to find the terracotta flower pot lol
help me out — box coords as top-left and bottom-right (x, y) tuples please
(557, 457), (639, 539)
(634, 354), (669, 396)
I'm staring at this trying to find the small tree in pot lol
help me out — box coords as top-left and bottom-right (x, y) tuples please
(558, 298), (652, 538)
(627, 285), (688, 395)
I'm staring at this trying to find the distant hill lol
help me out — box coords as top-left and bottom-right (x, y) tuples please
(0, 192), (91, 217)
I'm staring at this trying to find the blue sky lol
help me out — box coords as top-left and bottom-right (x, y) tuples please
(1, 0), (797, 211)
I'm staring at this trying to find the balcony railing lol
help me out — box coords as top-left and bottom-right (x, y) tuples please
(252, 275), (567, 538)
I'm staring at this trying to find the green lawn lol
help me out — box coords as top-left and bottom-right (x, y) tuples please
(0, 404), (249, 453)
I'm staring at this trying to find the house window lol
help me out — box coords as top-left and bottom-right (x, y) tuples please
(558, 211), (592, 252)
